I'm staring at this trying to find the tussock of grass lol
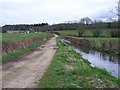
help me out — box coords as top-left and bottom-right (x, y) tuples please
(38, 39), (120, 88)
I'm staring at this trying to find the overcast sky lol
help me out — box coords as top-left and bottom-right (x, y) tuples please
(0, 0), (118, 26)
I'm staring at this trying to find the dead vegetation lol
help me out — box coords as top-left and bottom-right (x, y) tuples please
(2, 37), (47, 55)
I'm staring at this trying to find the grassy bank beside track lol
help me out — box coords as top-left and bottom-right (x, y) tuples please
(1, 41), (46, 63)
(1, 33), (52, 63)
(38, 38), (120, 88)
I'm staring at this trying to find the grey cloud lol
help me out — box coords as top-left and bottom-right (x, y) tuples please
(0, 0), (118, 26)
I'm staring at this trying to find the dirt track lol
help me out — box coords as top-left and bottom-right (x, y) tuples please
(1, 37), (57, 88)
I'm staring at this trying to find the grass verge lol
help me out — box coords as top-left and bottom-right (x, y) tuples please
(38, 38), (120, 88)
(1, 40), (47, 64)
(85, 37), (119, 54)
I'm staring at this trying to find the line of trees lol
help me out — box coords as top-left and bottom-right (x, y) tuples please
(1, 17), (119, 34)
(2, 23), (48, 33)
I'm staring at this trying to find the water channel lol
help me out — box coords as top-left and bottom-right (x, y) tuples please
(60, 38), (120, 78)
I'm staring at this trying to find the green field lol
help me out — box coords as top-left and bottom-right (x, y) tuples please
(0, 33), (2, 41)
(56, 29), (115, 37)
(2, 32), (51, 41)
(57, 30), (79, 36)
(38, 38), (120, 88)
(57, 29), (95, 36)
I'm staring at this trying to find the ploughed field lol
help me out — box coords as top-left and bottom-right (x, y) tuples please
(1, 32), (52, 63)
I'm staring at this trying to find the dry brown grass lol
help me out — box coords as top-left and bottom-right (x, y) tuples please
(2, 37), (46, 55)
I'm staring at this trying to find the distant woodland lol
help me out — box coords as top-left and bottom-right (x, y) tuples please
(1, 17), (119, 33)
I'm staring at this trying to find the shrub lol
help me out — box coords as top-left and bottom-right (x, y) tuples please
(78, 30), (85, 37)
(110, 30), (120, 37)
(92, 30), (102, 37)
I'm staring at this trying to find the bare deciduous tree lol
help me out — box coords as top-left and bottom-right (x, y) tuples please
(118, 0), (120, 21)
(111, 0), (120, 21)
(76, 24), (85, 37)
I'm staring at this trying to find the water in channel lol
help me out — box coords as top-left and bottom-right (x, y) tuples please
(60, 38), (120, 78)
